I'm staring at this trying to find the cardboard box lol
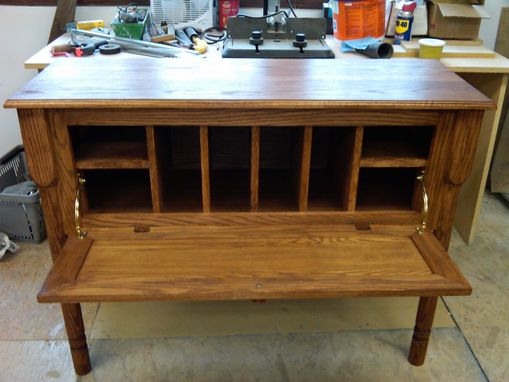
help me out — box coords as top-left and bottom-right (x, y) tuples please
(428, 0), (490, 39)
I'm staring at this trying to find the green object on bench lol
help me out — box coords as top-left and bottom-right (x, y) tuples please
(111, 11), (148, 40)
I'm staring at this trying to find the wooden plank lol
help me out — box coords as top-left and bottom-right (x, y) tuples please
(490, 9), (509, 194)
(424, 112), (455, 247)
(40, 236), (94, 293)
(297, 127), (312, 211)
(199, 126), (210, 212)
(401, 40), (495, 58)
(48, 0), (76, 43)
(344, 126), (363, 211)
(455, 74), (508, 243)
(17, 109), (66, 258)
(146, 126), (163, 212)
(5, 59), (493, 110)
(411, 231), (471, 290)
(250, 127), (260, 211)
(62, 109), (441, 127)
(49, 110), (77, 236)
(447, 111), (485, 185)
(82, 211), (421, 229)
(427, 110), (484, 247)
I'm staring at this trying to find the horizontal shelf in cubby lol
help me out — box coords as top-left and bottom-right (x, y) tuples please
(360, 141), (428, 168)
(360, 126), (433, 168)
(70, 125), (149, 170)
(74, 141), (150, 169)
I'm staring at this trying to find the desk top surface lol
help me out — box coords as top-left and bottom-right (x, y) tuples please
(5, 57), (493, 110)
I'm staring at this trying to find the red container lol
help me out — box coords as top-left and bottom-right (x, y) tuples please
(219, 0), (240, 30)
(332, 0), (385, 40)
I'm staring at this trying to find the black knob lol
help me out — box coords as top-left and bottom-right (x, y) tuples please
(293, 33), (307, 50)
(249, 30), (264, 50)
(251, 30), (262, 40)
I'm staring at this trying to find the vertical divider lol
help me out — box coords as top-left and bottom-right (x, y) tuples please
(297, 126), (313, 211)
(146, 126), (163, 212)
(250, 126), (260, 211)
(200, 126), (211, 212)
(344, 126), (364, 211)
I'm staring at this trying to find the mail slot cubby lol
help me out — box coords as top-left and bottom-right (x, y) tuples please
(209, 127), (251, 211)
(356, 167), (421, 211)
(308, 127), (358, 211)
(70, 125), (149, 169)
(156, 127), (203, 212)
(81, 169), (152, 213)
(258, 127), (304, 211)
(361, 126), (433, 168)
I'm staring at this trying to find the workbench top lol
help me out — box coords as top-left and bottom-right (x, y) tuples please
(5, 57), (493, 110)
(24, 34), (509, 75)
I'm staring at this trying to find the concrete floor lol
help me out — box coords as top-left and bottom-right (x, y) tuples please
(0, 192), (507, 382)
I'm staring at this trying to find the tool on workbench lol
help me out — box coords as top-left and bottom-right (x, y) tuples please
(99, 43), (122, 55)
(175, 27), (207, 53)
(184, 27), (208, 53)
(73, 38), (109, 57)
(71, 28), (199, 57)
(175, 28), (193, 47)
(76, 20), (105, 30)
(50, 37), (108, 57)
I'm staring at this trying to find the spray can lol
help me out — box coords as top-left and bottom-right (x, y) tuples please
(393, 1), (417, 45)
(219, 0), (240, 30)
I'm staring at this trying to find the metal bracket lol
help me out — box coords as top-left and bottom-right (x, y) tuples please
(74, 174), (87, 239)
(416, 171), (428, 235)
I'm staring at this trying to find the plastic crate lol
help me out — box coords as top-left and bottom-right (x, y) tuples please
(0, 146), (46, 242)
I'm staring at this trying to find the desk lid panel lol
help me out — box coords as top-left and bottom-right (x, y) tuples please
(37, 225), (471, 303)
(5, 58), (493, 110)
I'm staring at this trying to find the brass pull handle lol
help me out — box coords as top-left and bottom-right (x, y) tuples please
(416, 171), (428, 235)
(74, 174), (87, 239)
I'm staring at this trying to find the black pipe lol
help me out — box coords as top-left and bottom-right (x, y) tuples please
(357, 42), (394, 59)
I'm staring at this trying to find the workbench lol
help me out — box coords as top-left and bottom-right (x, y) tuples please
(22, 34), (509, 244)
(5, 57), (493, 375)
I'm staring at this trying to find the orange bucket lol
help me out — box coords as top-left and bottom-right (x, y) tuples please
(332, 0), (385, 40)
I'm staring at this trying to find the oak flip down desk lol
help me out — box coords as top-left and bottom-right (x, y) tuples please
(5, 58), (493, 375)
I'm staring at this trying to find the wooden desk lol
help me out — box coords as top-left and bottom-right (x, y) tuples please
(5, 58), (493, 375)
(23, 34), (509, 244)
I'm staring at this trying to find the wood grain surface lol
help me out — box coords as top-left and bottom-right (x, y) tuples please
(5, 58), (494, 110)
(37, 224), (471, 303)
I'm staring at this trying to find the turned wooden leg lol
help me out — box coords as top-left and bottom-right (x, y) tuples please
(61, 303), (92, 375)
(408, 297), (438, 366)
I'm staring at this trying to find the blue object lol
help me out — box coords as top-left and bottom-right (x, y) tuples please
(340, 37), (381, 53)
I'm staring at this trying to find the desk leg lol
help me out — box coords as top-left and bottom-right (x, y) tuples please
(62, 303), (92, 375)
(17, 109), (92, 374)
(408, 296), (438, 366)
(455, 73), (508, 244)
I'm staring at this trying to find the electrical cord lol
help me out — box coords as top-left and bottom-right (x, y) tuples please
(236, 10), (289, 19)
(201, 27), (227, 44)
(287, 0), (298, 17)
